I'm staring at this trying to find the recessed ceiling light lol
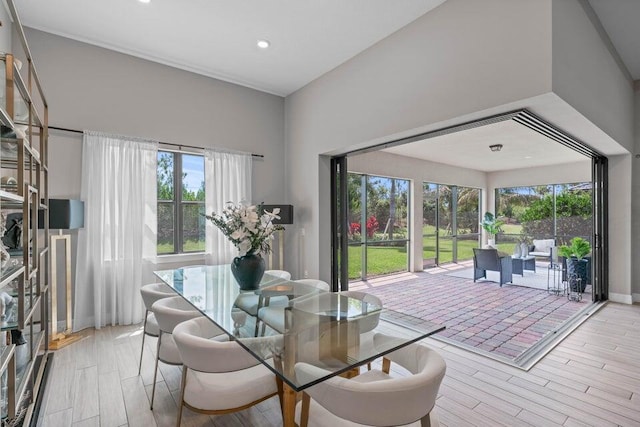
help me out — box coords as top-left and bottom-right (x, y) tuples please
(138, 0), (151, 4)
(524, 156), (532, 159)
(257, 40), (271, 49)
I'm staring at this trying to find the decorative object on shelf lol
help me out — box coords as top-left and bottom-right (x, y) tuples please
(0, 212), (8, 271)
(47, 199), (85, 350)
(558, 237), (591, 292)
(2, 212), (23, 250)
(261, 204), (294, 271)
(480, 212), (504, 248)
(205, 202), (283, 290)
(0, 176), (17, 186)
(0, 291), (13, 321)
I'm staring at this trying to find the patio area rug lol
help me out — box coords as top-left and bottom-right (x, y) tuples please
(445, 264), (551, 291)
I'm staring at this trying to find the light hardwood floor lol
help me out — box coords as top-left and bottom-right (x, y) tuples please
(37, 303), (640, 427)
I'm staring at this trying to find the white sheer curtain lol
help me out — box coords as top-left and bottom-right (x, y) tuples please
(74, 131), (158, 330)
(204, 149), (252, 265)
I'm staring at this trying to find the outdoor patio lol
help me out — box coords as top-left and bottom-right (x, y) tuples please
(350, 261), (593, 367)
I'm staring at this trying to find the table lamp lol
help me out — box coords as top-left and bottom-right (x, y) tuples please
(262, 204), (293, 271)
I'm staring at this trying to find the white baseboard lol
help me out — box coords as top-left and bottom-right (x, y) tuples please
(608, 292), (633, 304)
(633, 293), (640, 303)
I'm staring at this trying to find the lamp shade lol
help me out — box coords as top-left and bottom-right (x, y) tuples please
(48, 199), (85, 230)
(262, 204), (293, 225)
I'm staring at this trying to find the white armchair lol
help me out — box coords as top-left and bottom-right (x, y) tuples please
(294, 333), (446, 427)
(173, 317), (282, 426)
(529, 239), (555, 259)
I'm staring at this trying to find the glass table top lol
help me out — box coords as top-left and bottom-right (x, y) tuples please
(155, 264), (445, 391)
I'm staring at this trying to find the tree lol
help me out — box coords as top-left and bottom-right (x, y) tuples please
(157, 152), (174, 200)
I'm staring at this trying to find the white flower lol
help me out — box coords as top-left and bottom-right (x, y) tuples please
(230, 229), (245, 241)
(205, 202), (284, 256)
(238, 239), (252, 256)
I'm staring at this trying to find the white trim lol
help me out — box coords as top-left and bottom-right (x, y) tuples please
(608, 292), (633, 304)
(154, 252), (207, 265)
(633, 293), (640, 303)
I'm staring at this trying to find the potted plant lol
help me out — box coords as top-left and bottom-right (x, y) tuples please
(558, 237), (591, 291)
(480, 212), (504, 248)
(205, 202), (283, 290)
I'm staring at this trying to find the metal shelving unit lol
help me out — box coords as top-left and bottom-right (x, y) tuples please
(1, 1), (50, 425)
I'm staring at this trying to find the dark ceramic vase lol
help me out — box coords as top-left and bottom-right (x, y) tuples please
(566, 258), (588, 292)
(231, 253), (265, 291)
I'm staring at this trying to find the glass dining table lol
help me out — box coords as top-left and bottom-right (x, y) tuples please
(155, 265), (445, 427)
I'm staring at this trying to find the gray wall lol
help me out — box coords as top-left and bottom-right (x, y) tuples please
(285, 0), (554, 282)
(25, 28), (285, 204)
(23, 28), (286, 321)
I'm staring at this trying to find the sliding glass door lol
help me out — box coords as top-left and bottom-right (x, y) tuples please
(347, 173), (410, 281)
(423, 182), (481, 266)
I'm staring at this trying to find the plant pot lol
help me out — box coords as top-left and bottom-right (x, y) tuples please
(486, 238), (496, 248)
(231, 253), (266, 291)
(566, 257), (588, 292)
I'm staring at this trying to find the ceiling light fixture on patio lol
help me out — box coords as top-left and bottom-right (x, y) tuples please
(489, 144), (503, 152)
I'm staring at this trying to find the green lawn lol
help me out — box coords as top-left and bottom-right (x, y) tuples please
(157, 239), (205, 254)
(349, 223), (523, 280)
(348, 245), (408, 279)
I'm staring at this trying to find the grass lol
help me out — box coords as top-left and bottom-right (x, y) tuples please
(348, 245), (408, 279)
(157, 239), (205, 254)
(350, 223), (523, 280)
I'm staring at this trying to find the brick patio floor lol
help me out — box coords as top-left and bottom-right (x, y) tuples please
(350, 262), (592, 362)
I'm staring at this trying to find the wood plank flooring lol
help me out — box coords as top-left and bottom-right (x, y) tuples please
(36, 302), (640, 427)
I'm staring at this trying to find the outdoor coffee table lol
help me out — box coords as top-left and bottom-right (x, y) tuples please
(512, 255), (536, 276)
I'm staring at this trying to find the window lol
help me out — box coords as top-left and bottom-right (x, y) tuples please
(157, 151), (206, 254)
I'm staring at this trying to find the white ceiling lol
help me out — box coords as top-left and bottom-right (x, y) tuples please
(14, 0), (445, 96)
(588, 0), (640, 80)
(382, 120), (589, 173)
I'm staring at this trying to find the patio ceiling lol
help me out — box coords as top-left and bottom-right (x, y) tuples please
(382, 119), (590, 173)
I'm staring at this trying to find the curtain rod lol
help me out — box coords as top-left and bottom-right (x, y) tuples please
(48, 125), (265, 159)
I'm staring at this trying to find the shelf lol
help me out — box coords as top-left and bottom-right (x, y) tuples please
(9, 60), (43, 129)
(0, 190), (23, 203)
(0, 344), (15, 420)
(0, 343), (15, 373)
(23, 295), (40, 326)
(0, 264), (24, 288)
(0, 107), (14, 128)
(15, 330), (43, 412)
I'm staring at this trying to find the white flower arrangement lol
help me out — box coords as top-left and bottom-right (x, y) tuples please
(205, 202), (284, 257)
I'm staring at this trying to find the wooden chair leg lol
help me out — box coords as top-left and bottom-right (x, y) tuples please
(382, 357), (391, 374)
(176, 367), (187, 427)
(300, 392), (310, 427)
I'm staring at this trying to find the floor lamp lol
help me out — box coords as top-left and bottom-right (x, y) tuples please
(262, 204), (293, 271)
(47, 199), (84, 350)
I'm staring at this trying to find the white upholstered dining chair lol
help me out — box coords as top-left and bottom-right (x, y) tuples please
(173, 317), (282, 426)
(257, 279), (331, 334)
(149, 296), (206, 410)
(294, 333), (446, 427)
(139, 282), (176, 374)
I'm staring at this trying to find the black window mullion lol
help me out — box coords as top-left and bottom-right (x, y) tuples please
(175, 153), (183, 253)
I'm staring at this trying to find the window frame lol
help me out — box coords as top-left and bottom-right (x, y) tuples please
(157, 150), (206, 255)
